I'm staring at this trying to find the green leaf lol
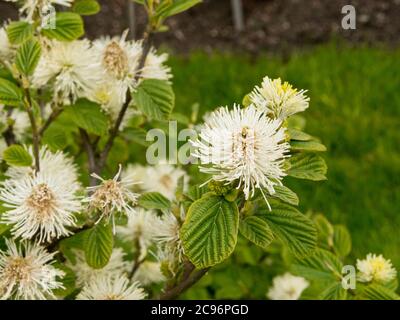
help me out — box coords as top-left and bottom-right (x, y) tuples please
(138, 192), (171, 211)
(133, 79), (175, 120)
(15, 38), (42, 76)
(73, 0), (101, 15)
(333, 225), (352, 258)
(239, 216), (274, 249)
(42, 125), (68, 151)
(181, 194), (239, 268)
(0, 78), (24, 106)
(319, 282), (348, 300)
(257, 201), (317, 258)
(186, 184), (208, 202)
(272, 185), (299, 206)
(156, 0), (202, 18)
(7, 21), (34, 44)
(288, 128), (314, 141)
(3, 145), (32, 167)
(361, 283), (400, 300)
(84, 223), (114, 269)
(122, 127), (150, 147)
(68, 99), (108, 135)
(290, 140), (327, 152)
(42, 12), (84, 41)
(291, 249), (343, 282)
(287, 153), (327, 181)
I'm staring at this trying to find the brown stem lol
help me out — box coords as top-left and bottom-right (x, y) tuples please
(39, 107), (64, 138)
(79, 128), (97, 181)
(2, 109), (17, 146)
(159, 264), (209, 300)
(24, 88), (40, 172)
(92, 30), (154, 181)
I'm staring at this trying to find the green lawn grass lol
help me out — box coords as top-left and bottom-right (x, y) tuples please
(169, 43), (400, 268)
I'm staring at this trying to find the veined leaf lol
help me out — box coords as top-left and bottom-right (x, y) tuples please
(181, 194), (239, 268)
(287, 153), (327, 181)
(0, 78), (24, 106)
(239, 216), (274, 249)
(138, 192), (171, 211)
(42, 12), (84, 41)
(133, 79), (175, 120)
(257, 201), (317, 258)
(7, 21), (34, 44)
(3, 145), (32, 167)
(84, 223), (113, 269)
(288, 128), (314, 141)
(291, 249), (343, 282)
(272, 185), (299, 206)
(333, 225), (352, 258)
(156, 0), (202, 19)
(73, 0), (101, 15)
(290, 140), (327, 152)
(16, 38), (42, 76)
(361, 283), (400, 300)
(68, 99), (108, 135)
(319, 282), (348, 300)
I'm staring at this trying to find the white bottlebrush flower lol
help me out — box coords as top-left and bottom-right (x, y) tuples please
(141, 49), (172, 82)
(85, 165), (139, 224)
(191, 104), (289, 202)
(32, 39), (102, 103)
(65, 248), (129, 287)
(77, 274), (146, 300)
(5, 0), (73, 22)
(142, 164), (188, 200)
(357, 253), (397, 283)
(5, 146), (80, 190)
(133, 261), (165, 286)
(250, 76), (310, 120)
(123, 163), (188, 200)
(116, 207), (161, 256)
(0, 26), (14, 62)
(0, 239), (64, 300)
(91, 33), (141, 100)
(267, 273), (309, 300)
(0, 170), (81, 243)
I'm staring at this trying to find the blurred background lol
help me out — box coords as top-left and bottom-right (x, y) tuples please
(1, 0), (399, 298)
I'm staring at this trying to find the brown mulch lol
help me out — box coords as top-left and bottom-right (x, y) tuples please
(1, 0), (399, 54)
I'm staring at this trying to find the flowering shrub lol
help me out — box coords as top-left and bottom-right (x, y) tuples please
(0, 0), (397, 300)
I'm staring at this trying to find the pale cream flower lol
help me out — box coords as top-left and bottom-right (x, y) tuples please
(32, 39), (102, 103)
(0, 108), (30, 141)
(116, 207), (161, 257)
(133, 261), (165, 286)
(6, 0), (73, 22)
(267, 273), (309, 300)
(357, 253), (397, 283)
(77, 274), (146, 300)
(0, 239), (64, 300)
(191, 105), (289, 203)
(250, 76), (310, 120)
(141, 49), (172, 82)
(65, 248), (129, 287)
(0, 26), (14, 62)
(85, 165), (139, 225)
(0, 170), (81, 243)
(123, 163), (188, 200)
(5, 146), (80, 190)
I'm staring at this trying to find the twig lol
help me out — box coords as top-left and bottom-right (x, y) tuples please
(79, 129), (97, 184)
(23, 88), (40, 172)
(92, 30), (154, 181)
(159, 264), (209, 300)
(128, 257), (145, 280)
(39, 106), (64, 138)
